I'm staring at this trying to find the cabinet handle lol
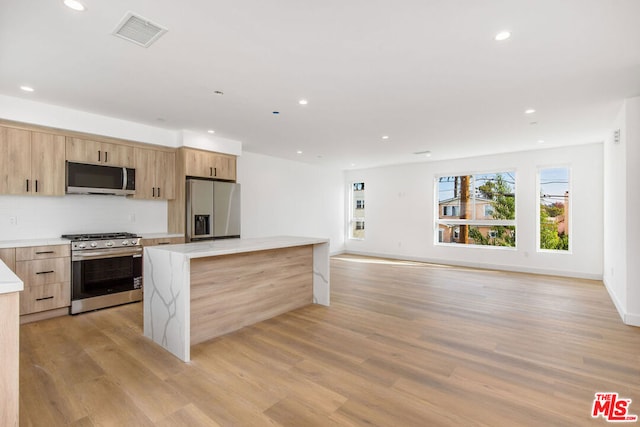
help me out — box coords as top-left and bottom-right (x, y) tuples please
(152, 187), (155, 197)
(210, 167), (213, 176)
(35, 251), (54, 254)
(214, 167), (217, 177)
(98, 150), (101, 162)
(36, 296), (54, 301)
(158, 242), (170, 245)
(157, 187), (161, 198)
(26, 179), (29, 192)
(36, 270), (55, 275)
(35, 179), (38, 193)
(105, 151), (108, 162)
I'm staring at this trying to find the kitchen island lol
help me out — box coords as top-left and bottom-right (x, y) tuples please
(143, 236), (330, 362)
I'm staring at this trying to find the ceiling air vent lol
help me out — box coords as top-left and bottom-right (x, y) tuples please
(112, 12), (167, 48)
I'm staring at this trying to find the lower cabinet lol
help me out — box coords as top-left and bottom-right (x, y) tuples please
(141, 236), (185, 246)
(15, 244), (70, 316)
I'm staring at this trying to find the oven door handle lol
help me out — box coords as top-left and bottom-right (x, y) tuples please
(72, 247), (142, 261)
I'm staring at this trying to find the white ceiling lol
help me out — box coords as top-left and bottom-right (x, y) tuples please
(1, 0), (639, 169)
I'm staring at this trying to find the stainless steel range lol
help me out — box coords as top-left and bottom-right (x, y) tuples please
(62, 232), (142, 314)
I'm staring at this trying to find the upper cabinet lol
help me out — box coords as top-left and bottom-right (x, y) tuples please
(133, 148), (176, 200)
(66, 137), (134, 167)
(183, 148), (236, 181)
(0, 126), (65, 196)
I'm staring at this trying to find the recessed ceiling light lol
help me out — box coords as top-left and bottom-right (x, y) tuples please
(350, 163), (356, 167)
(298, 99), (308, 105)
(382, 135), (390, 140)
(525, 109), (536, 114)
(296, 150), (303, 155)
(63, 0), (86, 11)
(20, 86), (34, 92)
(495, 31), (511, 41)
(207, 130), (215, 134)
(537, 139), (545, 144)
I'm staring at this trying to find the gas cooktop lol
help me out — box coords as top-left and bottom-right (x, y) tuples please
(62, 232), (140, 241)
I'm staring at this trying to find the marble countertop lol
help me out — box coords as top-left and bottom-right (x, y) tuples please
(145, 236), (329, 259)
(0, 238), (70, 249)
(0, 260), (23, 294)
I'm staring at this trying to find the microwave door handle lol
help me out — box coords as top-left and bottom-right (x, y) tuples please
(122, 168), (127, 191)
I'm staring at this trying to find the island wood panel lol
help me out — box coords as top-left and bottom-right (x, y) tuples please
(0, 292), (19, 427)
(190, 245), (313, 345)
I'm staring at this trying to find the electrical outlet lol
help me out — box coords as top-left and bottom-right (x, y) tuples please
(9, 216), (17, 226)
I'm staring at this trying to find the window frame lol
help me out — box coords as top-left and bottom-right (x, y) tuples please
(536, 165), (572, 254)
(349, 181), (366, 240)
(435, 170), (517, 249)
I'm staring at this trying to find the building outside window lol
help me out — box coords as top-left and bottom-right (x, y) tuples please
(350, 182), (365, 239)
(538, 167), (570, 251)
(436, 172), (516, 247)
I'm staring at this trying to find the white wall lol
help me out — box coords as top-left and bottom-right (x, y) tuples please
(0, 195), (167, 240)
(604, 96), (640, 326)
(603, 103), (628, 317)
(237, 152), (345, 254)
(345, 143), (604, 279)
(0, 94), (178, 147)
(626, 98), (640, 324)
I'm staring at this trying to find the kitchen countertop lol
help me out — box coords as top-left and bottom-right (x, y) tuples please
(0, 260), (23, 294)
(146, 236), (329, 259)
(0, 238), (70, 249)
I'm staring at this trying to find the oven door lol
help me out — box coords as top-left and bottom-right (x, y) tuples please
(71, 247), (143, 301)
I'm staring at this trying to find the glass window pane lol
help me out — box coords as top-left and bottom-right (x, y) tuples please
(539, 168), (569, 251)
(350, 182), (365, 239)
(436, 171), (516, 248)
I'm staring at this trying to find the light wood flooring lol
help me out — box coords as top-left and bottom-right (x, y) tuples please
(19, 255), (640, 426)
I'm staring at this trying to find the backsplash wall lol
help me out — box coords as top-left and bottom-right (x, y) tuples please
(0, 195), (167, 240)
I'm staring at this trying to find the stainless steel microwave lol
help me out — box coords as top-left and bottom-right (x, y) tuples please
(66, 162), (135, 195)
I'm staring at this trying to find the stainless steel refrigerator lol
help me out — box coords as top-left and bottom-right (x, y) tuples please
(186, 179), (241, 242)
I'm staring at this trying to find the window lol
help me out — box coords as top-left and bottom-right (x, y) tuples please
(538, 167), (570, 251)
(484, 204), (494, 217)
(350, 182), (365, 239)
(443, 206), (459, 216)
(436, 172), (516, 247)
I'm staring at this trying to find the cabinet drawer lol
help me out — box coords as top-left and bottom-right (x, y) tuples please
(20, 282), (70, 315)
(16, 244), (70, 261)
(16, 258), (70, 286)
(141, 237), (185, 246)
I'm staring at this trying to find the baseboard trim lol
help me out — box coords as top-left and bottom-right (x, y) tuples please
(342, 250), (603, 281)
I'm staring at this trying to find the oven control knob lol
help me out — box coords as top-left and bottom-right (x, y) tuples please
(131, 240), (139, 246)
(122, 240), (129, 246)
(106, 241), (114, 247)
(90, 242), (98, 248)
(77, 243), (86, 249)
